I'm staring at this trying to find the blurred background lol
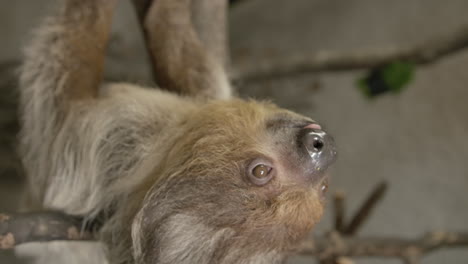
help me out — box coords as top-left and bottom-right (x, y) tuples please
(1, 0), (467, 263)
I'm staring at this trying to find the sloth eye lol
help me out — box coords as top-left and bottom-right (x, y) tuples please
(252, 165), (271, 178)
(247, 160), (274, 186)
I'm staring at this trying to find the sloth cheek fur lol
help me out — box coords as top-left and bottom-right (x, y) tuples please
(129, 100), (334, 263)
(19, 0), (336, 262)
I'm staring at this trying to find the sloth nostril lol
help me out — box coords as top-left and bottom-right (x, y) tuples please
(299, 127), (337, 177)
(312, 137), (324, 152)
(301, 129), (326, 154)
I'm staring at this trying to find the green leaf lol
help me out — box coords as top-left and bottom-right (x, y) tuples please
(381, 61), (415, 93)
(356, 77), (372, 98)
(356, 61), (415, 98)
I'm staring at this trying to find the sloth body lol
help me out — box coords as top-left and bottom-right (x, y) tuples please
(16, 0), (336, 263)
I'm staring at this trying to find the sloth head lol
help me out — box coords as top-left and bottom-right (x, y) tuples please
(132, 99), (337, 262)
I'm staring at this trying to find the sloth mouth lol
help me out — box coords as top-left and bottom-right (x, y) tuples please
(318, 177), (329, 200)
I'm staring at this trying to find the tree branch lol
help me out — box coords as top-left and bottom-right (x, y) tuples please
(0, 212), (95, 249)
(333, 191), (345, 233)
(2, 186), (468, 264)
(3, 210), (467, 262)
(343, 181), (388, 235)
(297, 231), (468, 261)
(233, 25), (468, 82)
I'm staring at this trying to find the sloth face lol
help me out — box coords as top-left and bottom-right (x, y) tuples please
(245, 112), (336, 195)
(171, 99), (337, 200)
(133, 99), (337, 260)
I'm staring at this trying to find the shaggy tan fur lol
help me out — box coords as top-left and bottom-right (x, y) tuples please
(16, 0), (332, 263)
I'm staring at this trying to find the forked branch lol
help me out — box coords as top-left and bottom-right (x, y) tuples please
(297, 231), (468, 262)
(2, 182), (468, 264)
(2, 210), (467, 264)
(0, 212), (94, 249)
(343, 181), (388, 235)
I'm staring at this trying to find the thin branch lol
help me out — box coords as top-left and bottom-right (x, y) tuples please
(297, 231), (468, 261)
(343, 181), (388, 235)
(233, 25), (468, 82)
(333, 191), (346, 233)
(0, 212), (95, 249)
(3, 211), (468, 263)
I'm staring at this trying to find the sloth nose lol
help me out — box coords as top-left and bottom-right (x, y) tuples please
(299, 125), (337, 172)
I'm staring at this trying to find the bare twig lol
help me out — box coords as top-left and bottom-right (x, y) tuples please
(0, 212), (95, 249)
(233, 25), (468, 82)
(343, 181), (388, 235)
(297, 231), (468, 261)
(333, 191), (346, 233)
(3, 210), (467, 262)
(1, 191), (468, 264)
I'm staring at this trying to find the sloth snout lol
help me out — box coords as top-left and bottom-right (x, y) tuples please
(299, 125), (337, 173)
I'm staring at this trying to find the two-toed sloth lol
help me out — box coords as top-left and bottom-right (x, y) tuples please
(17, 0), (336, 263)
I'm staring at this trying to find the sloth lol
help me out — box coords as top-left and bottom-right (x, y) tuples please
(17, 0), (336, 263)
